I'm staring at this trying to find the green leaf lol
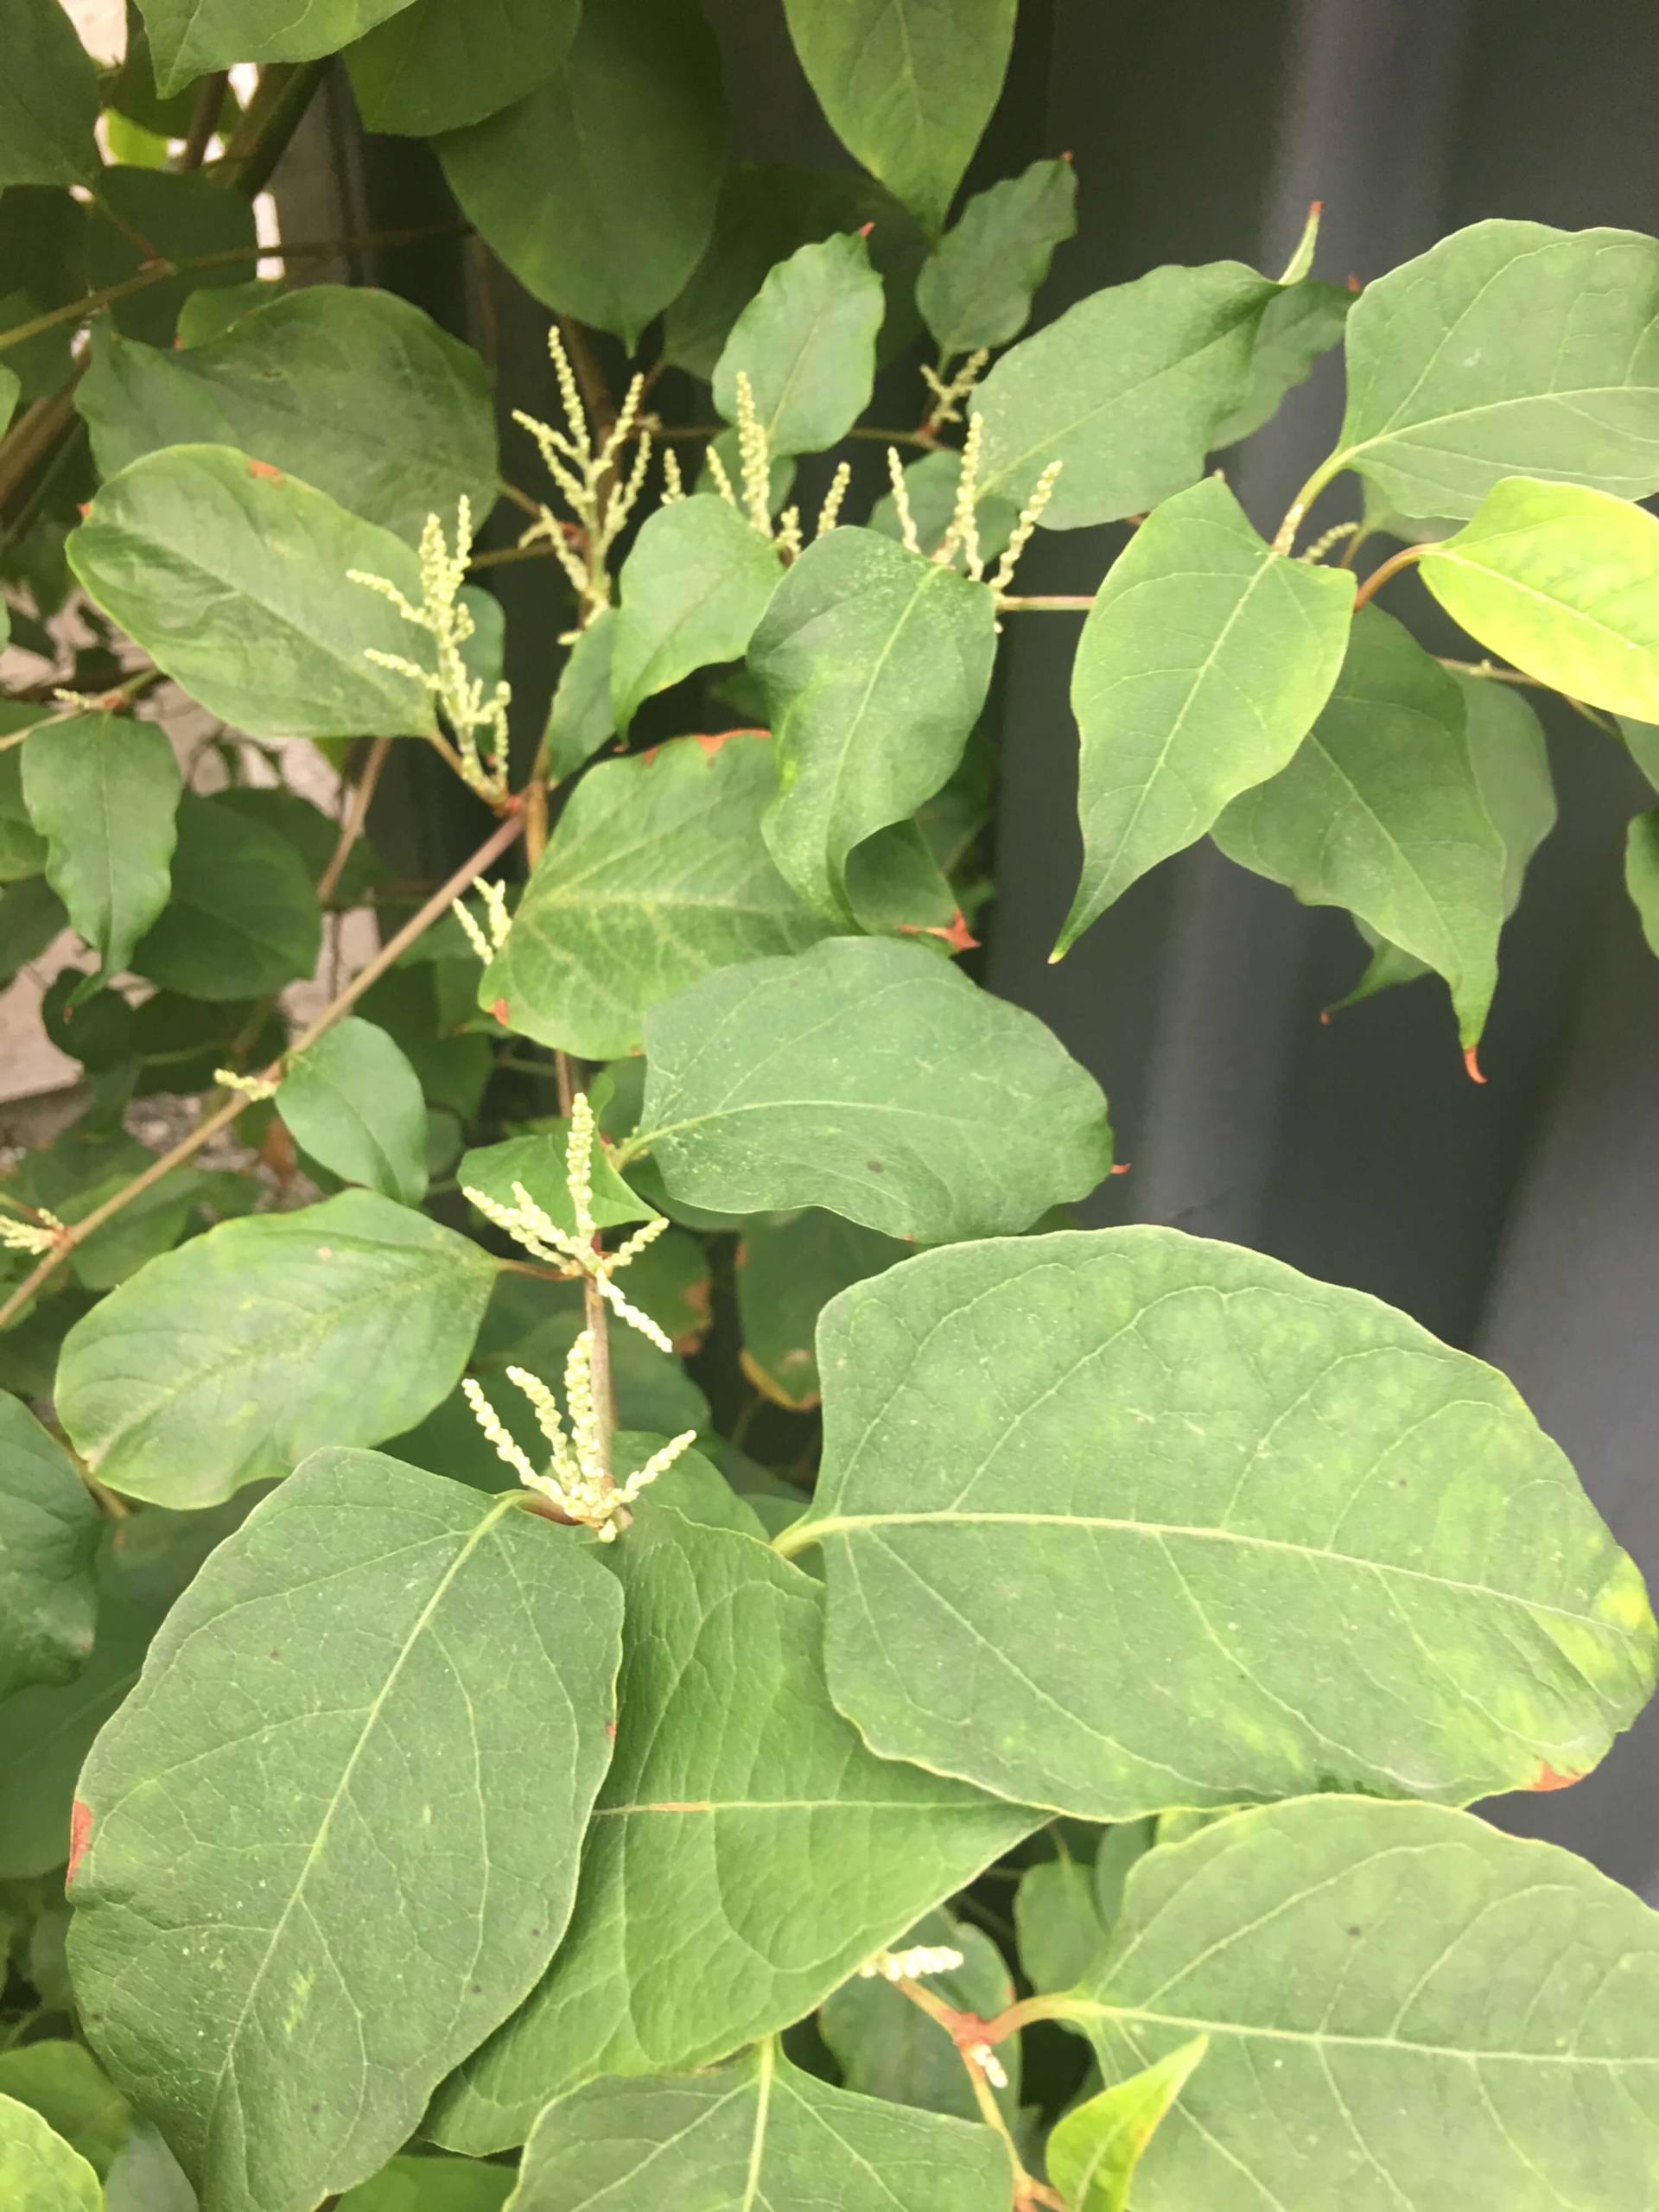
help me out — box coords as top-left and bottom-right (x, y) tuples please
(21, 712), (181, 984)
(138, 0), (416, 95)
(869, 447), (1019, 570)
(213, 784), (385, 912)
(69, 445), (438, 741)
(1420, 475), (1659, 718)
(276, 1017), (429, 1207)
(1045, 2037), (1207, 2212)
(736, 1207), (907, 1408)
(459, 1125), (657, 1240)
(1212, 277), (1351, 448)
(712, 232), (884, 457)
(55, 1189), (497, 1508)
(429, 1503), (1031, 2150)
(630, 937), (1114, 1243)
(345, 0), (579, 135)
(338, 2152), (513, 2212)
(86, 168), (257, 346)
(1621, 713), (1659, 794)
(749, 526), (998, 925)
(821, 1908), (1017, 2126)
(1090, 1820), (1155, 1929)
(0, 2094), (100, 2212)
(917, 155), (1077, 356)
(0, 0), (99, 186)
(781, 0), (1016, 239)
(788, 1225), (1656, 1819)
(1627, 809), (1659, 958)
(0, 1396), (98, 1701)
(1056, 476), (1354, 950)
(0, 878), (67, 992)
(1213, 606), (1505, 1046)
(610, 497), (781, 734)
(103, 2121), (195, 2212)
(175, 277), (283, 346)
(1332, 219), (1659, 520)
(504, 2043), (1009, 2210)
(542, 609), (616, 782)
(484, 734), (830, 1061)
(1016, 1852), (1107, 1995)
(0, 285), (73, 408)
(41, 971), (137, 1071)
(0, 360), (16, 433)
(78, 289), (499, 546)
(1077, 1796), (1659, 2209)
(130, 791), (321, 1001)
(0, 2044), (130, 2178)
(435, 0), (725, 349)
(70, 1449), (623, 2212)
(843, 817), (963, 938)
(358, 964), (492, 1119)
(0, 704), (49, 880)
(969, 263), (1275, 527)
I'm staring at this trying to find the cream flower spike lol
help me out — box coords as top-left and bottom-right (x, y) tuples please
(0, 1208), (64, 1256)
(451, 875), (512, 964)
(512, 325), (651, 639)
(857, 1944), (966, 1983)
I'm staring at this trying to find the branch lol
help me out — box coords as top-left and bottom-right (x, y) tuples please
(180, 71), (232, 171)
(315, 736), (391, 906)
(889, 1980), (1062, 2210)
(1351, 543), (1424, 610)
(998, 594), (1096, 612)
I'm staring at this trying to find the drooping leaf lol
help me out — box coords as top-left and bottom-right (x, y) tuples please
(54, 1189), (497, 1507)
(138, 0), (416, 95)
(345, 0), (580, 135)
(1056, 475), (1354, 950)
(86, 167), (257, 346)
(70, 1450), (623, 2212)
(1213, 605), (1504, 1046)
(787, 1225), (1656, 1819)
(1015, 1850), (1107, 1994)
(736, 1208), (907, 1408)
(821, 1907), (1018, 2126)
(1211, 277), (1351, 448)
(749, 526), (998, 925)
(78, 289), (499, 546)
(868, 448), (1019, 572)
(712, 233), (884, 457)
(0, 2043), (130, 2177)
(969, 263), (1275, 527)
(917, 155), (1077, 357)
(0, 2094), (100, 2212)
(781, 0), (1018, 239)
(627, 937), (1114, 1243)
(276, 1017), (429, 1207)
(338, 2152), (513, 2212)
(1045, 2037), (1208, 2212)
(436, 0), (725, 348)
(1628, 810), (1659, 959)
(0, 1395), (99, 1701)
(483, 734), (830, 1061)
(130, 791), (321, 1001)
(1420, 475), (1659, 718)
(610, 497), (781, 734)
(542, 609), (616, 782)
(68, 446), (438, 741)
(429, 1503), (1032, 2150)
(504, 2044), (1008, 2211)
(20, 711), (181, 984)
(1075, 1796), (1659, 2209)
(0, 0), (99, 187)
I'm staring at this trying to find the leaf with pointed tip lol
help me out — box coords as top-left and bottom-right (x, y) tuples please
(138, 0), (414, 94)
(713, 233), (883, 457)
(131, 791), (321, 1003)
(435, 0), (724, 348)
(0, 1395), (98, 1701)
(611, 497), (781, 734)
(542, 610), (615, 782)
(0, 2094), (100, 2212)
(67, 446), (438, 741)
(1628, 810), (1659, 959)
(821, 1908), (1018, 2126)
(0, 0), (99, 186)
(505, 2043), (1008, 2211)
(483, 734), (830, 1061)
(787, 1226), (1656, 1819)
(631, 937), (1114, 1243)
(1046, 2037), (1207, 2212)
(54, 1189), (497, 1508)
(917, 156), (1077, 356)
(1057, 476), (1353, 950)
(749, 526), (998, 925)
(428, 1504), (1033, 2151)
(969, 263), (1275, 527)
(276, 1017), (429, 1207)
(737, 1208), (908, 1408)
(1214, 605), (1504, 1046)
(69, 1450), (622, 2212)
(344, 0), (580, 136)
(20, 712), (180, 984)
(1211, 278), (1351, 448)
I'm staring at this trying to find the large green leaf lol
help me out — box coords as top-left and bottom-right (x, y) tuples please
(131, 791), (321, 1002)
(78, 289), (499, 546)
(610, 497), (780, 734)
(429, 1503), (1031, 2150)
(339, 2152), (512, 2212)
(1072, 1796), (1659, 2209)
(436, 0), (724, 348)
(0, 0), (99, 186)
(1057, 476), (1354, 950)
(781, 0), (1017, 239)
(483, 734), (830, 1060)
(969, 263), (1275, 527)
(916, 155), (1077, 357)
(1421, 475), (1659, 718)
(345, 0), (580, 135)
(629, 937), (1113, 1241)
(749, 526), (998, 925)
(0, 2043), (130, 2178)
(68, 446), (438, 741)
(54, 1189), (497, 1507)
(276, 1017), (429, 1207)
(1213, 605), (1504, 1046)
(1332, 219), (1659, 520)
(86, 168), (257, 347)
(139, 0), (416, 94)
(821, 1907), (1017, 2126)
(0, 2094), (100, 2212)
(0, 1395), (98, 1700)
(69, 1449), (623, 2212)
(1629, 809), (1659, 959)
(712, 232), (883, 457)
(1211, 277), (1351, 448)
(785, 1226), (1656, 1819)
(505, 2043), (1008, 2210)
(21, 712), (180, 984)
(541, 609), (616, 782)
(1046, 2039), (1208, 2212)
(736, 1208), (907, 1407)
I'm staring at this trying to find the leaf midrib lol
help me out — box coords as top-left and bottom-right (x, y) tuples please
(1087, 1999), (1659, 2069)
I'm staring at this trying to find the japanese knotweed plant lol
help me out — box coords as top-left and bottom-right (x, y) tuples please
(3, 3), (1659, 2210)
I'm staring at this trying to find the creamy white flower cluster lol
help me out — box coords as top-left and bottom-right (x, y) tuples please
(0, 1207), (62, 1256)
(856, 1944), (966, 1983)
(450, 874), (512, 966)
(884, 412), (1061, 603)
(514, 327), (652, 639)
